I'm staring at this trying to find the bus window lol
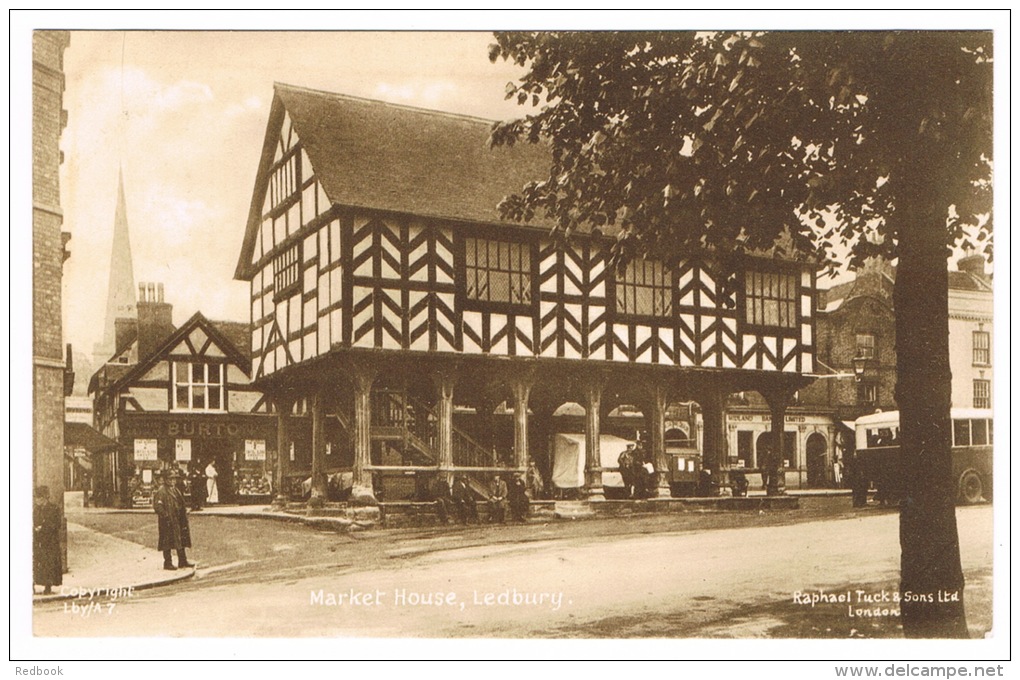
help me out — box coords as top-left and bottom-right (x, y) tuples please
(953, 419), (971, 447)
(866, 428), (881, 447)
(971, 419), (988, 446)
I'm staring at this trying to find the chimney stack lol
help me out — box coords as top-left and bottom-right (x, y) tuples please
(957, 253), (988, 281)
(136, 281), (175, 360)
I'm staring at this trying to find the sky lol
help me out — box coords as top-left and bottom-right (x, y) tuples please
(59, 30), (531, 362)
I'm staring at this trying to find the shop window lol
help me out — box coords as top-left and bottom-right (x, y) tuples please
(856, 333), (876, 359)
(616, 259), (672, 318)
(464, 237), (532, 307)
(973, 379), (990, 408)
(173, 361), (225, 412)
(972, 331), (990, 366)
(744, 270), (797, 329)
(273, 242), (301, 302)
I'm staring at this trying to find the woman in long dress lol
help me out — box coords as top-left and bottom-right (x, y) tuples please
(205, 461), (219, 504)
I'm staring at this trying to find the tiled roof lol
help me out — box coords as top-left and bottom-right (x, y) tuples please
(278, 83), (555, 229)
(210, 320), (251, 361)
(948, 270), (992, 292)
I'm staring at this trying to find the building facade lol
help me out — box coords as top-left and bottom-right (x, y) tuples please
(33, 30), (72, 568)
(234, 84), (820, 504)
(948, 254), (993, 411)
(90, 285), (276, 506)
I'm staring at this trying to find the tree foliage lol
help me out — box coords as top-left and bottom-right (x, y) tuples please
(489, 31), (992, 273)
(489, 30), (993, 639)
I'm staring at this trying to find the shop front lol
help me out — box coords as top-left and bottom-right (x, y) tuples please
(116, 412), (277, 506)
(726, 409), (839, 489)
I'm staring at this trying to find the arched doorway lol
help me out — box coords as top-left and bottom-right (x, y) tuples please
(806, 432), (828, 487)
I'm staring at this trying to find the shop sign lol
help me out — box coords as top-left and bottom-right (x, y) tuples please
(175, 439), (192, 461)
(245, 439), (266, 461)
(134, 438), (158, 461)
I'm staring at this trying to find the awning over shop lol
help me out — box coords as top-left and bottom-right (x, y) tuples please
(64, 421), (120, 453)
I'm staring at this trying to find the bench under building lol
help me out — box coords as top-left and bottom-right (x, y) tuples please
(233, 83), (819, 506)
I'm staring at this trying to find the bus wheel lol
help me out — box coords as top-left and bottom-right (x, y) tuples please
(958, 470), (984, 504)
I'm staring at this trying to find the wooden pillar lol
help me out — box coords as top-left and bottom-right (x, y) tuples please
(433, 368), (456, 482)
(647, 383), (670, 498)
(511, 377), (532, 470)
(350, 362), (378, 505)
(309, 389), (327, 507)
(582, 376), (605, 500)
(273, 394), (292, 507)
(701, 388), (728, 496)
(763, 388), (794, 497)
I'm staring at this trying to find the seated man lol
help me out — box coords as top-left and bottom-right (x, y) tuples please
(431, 475), (455, 524)
(451, 475), (478, 524)
(487, 475), (509, 524)
(508, 474), (529, 523)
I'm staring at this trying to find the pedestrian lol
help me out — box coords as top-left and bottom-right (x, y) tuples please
(153, 470), (193, 570)
(431, 474), (455, 524)
(525, 457), (544, 500)
(205, 461), (219, 504)
(508, 474), (529, 523)
(848, 453), (869, 508)
(33, 486), (62, 595)
(189, 463), (207, 511)
(487, 474), (509, 524)
(730, 469), (749, 497)
(618, 444), (636, 499)
(451, 475), (478, 524)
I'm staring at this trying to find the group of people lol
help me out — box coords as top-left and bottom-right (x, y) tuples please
(617, 443), (658, 499)
(431, 473), (531, 525)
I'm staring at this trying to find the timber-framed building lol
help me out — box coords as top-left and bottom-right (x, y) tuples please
(234, 83), (818, 506)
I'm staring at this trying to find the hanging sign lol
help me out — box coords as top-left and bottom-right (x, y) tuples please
(245, 439), (267, 461)
(175, 439), (192, 461)
(134, 439), (158, 461)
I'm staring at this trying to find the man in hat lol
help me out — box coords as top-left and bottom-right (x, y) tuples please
(33, 486), (62, 594)
(617, 443), (637, 499)
(153, 469), (193, 570)
(451, 475), (478, 524)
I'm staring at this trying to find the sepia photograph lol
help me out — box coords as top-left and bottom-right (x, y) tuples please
(15, 10), (1009, 669)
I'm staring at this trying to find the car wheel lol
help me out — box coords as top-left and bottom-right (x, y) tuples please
(958, 469), (984, 504)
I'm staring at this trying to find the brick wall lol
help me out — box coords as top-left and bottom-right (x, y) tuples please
(33, 30), (70, 572)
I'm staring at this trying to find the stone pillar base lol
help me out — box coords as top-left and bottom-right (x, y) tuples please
(586, 487), (605, 501)
(656, 485), (672, 499)
(271, 494), (290, 509)
(307, 494), (326, 509)
(350, 484), (378, 506)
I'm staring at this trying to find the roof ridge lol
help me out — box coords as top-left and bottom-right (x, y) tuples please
(273, 81), (498, 127)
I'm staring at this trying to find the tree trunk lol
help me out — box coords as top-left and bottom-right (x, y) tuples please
(894, 197), (968, 638)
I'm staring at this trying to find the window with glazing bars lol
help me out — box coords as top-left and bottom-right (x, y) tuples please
(745, 270), (798, 329)
(173, 361), (224, 412)
(616, 259), (672, 317)
(464, 237), (531, 305)
(273, 243), (301, 301)
(972, 331), (990, 365)
(973, 379), (991, 408)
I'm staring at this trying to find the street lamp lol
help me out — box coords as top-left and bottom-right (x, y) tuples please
(852, 354), (868, 382)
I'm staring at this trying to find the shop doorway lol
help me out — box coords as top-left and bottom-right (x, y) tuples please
(806, 432), (828, 487)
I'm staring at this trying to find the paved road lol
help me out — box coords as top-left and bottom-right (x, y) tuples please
(34, 503), (993, 639)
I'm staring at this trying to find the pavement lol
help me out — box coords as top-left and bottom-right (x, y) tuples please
(32, 520), (196, 604)
(36, 487), (849, 606)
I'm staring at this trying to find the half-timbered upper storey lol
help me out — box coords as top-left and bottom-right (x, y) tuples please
(235, 84), (817, 383)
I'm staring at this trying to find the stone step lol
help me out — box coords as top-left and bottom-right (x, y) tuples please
(553, 501), (595, 520)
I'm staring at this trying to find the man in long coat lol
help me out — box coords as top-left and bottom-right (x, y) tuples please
(33, 486), (62, 594)
(153, 470), (193, 570)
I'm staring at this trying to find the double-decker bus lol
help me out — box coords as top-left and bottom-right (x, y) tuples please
(854, 408), (993, 504)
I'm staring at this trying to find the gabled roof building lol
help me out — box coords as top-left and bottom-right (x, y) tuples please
(89, 284), (276, 507)
(234, 84), (820, 505)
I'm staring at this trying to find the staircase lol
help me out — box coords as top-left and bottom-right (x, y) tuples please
(332, 388), (510, 500)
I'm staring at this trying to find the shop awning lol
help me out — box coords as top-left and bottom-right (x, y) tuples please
(64, 421), (121, 453)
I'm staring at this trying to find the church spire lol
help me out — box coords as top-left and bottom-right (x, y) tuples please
(93, 167), (137, 365)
